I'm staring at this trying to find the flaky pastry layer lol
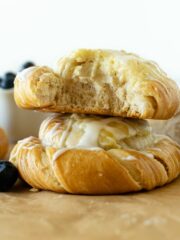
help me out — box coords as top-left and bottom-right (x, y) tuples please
(10, 114), (180, 194)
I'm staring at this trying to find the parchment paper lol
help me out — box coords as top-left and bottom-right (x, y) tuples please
(1, 179), (180, 240)
(1, 114), (180, 240)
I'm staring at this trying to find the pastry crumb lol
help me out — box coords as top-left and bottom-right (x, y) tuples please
(29, 188), (39, 192)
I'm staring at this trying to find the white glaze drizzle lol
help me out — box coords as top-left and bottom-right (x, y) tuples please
(41, 122), (61, 147)
(14, 114), (153, 164)
(40, 114), (150, 150)
(141, 152), (154, 159)
(11, 136), (37, 159)
(76, 120), (118, 147)
(52, 146), (102, 163)
(40, 115), (74, 147)
(121, 155), (137, 161)
(67, 117), (146, 148)
(39, 114), (58, 138)
(58, 119), (73, 147)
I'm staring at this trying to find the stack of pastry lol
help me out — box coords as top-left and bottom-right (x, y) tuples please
(10, 49), (180, 194)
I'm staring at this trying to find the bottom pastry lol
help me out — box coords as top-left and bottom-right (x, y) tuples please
(10, 114), (180, 194)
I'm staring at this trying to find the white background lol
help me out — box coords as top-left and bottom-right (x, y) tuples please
(0, 0), (180, 85)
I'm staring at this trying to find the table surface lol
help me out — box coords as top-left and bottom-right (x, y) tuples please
(1, 177), (180, 240)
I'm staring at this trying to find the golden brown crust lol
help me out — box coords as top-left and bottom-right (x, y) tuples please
(9, 136), (180, 194)
(14, 50), (180, 120)
(147, 138), (180, 182)
(0, 128), (8, 159)
(54, 149), (141, 194)
(14, 66), (60, 109)
(10, 137), (66, 192)
(9, 114), (180, 194)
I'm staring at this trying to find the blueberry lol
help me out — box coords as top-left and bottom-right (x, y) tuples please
(4, 72), (16, 80)
(0, 161), (18, 191)
(0, 72), (16, 89)
(1, 79), (14, 89)
(21, 61), (35, 70)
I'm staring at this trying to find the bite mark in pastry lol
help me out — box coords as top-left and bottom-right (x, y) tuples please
(14, 49), (180, 119)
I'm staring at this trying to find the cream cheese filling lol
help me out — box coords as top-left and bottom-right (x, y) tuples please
(38, 114), (155, 162)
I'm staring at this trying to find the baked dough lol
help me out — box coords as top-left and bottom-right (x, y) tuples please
(14, 49), (180, 120)
(10, 114), (180, 194)
(0, 128), (8, 159)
